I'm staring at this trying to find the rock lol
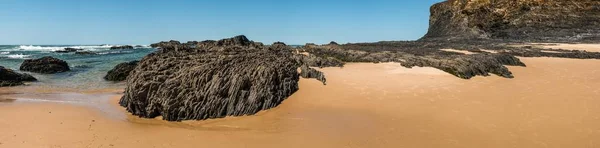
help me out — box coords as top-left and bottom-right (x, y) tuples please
(0, 66), (37, 87)
(119, 35), (326, 121)
(329, 41), (339, 45)
(299, 41), (530, 79)
(300, 65), (326, 85)
(104, 61), (138, 81)
(134, 45), (144, 48)
(74, 51), (97, 55)
(19, 56), (70, 74)
(110, 45), (134, 50)
(55, 48), (82, 53)
(400, 54), (526, 79)
(421, 0), (600, 42)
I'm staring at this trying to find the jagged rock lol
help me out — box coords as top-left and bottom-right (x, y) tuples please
(400, 54), (526, 79)
(0, 66), (37, 87)
(19, 56), (70, 74)
(55, 48), (83, 53)
(104, 61), (139, 81)
(120, 35), (326, 121)
(421, 0), (600, 42)
(300, 42), (528, 79)
(300, 65), (326, 85)
(110, 45), (134, 50)
(74, 51), (97, 55)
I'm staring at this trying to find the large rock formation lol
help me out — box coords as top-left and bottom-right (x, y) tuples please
(0, 66), (37, 87)
(120, 35), (325, 121)
(421, 0), (600, 42)
(20, 56), (70, 74)
(104, 61), (139, 81)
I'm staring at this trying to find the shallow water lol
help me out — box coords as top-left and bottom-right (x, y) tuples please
(0, 45), (156, 89)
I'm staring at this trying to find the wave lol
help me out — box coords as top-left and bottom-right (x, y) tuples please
(13, 45), (117, 51)
(2, 54), (31, 59)
(0, 51), (9, 55)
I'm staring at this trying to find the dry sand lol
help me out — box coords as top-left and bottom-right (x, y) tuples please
(1, 58), (600, 148)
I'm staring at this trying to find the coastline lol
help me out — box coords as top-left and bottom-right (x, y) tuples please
(1, 57), (599, 148)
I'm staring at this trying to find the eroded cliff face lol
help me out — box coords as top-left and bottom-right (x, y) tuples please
(422, 0), (600, 42)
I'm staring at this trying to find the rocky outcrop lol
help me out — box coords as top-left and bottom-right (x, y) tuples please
(300, 42), (528, 79)
(400, 54), (525, 79)
(120, 35), (325, 121)
(0, 66), (37, 87)
(110, 45), (134, 50)
(104, 61), (139, 81)
(421, 0), (600, 42)
(300, 65), (326, 85)
(20, 56), (70, 74)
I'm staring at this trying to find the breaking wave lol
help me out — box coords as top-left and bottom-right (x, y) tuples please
(14, 45), (116, 51)
(2, 54), (31, 59)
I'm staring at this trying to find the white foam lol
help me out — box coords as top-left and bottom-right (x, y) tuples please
(14, 45), (117, 51)
(0, 51), (9, 55)
(4, 54), (31, 59)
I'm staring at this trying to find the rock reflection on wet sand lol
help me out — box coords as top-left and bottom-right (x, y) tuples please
(0, 57), (599, 148)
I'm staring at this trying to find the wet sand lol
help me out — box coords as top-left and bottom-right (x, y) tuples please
(1, 57), (600, 148)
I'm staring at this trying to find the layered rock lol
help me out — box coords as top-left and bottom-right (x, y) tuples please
(301, 42), (527, 79)
(421, 0), (600, 42)
(120, 35), (325, 121)
(104, 61), (139, 81)
(20, 56), (70, 74)
(0, 66), (37, 87)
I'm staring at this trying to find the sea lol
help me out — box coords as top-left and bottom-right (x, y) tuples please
(0, 45), (156, 90)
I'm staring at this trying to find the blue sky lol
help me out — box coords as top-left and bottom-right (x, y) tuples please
(0, 0), (444, 45)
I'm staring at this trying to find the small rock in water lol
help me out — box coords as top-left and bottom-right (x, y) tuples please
(104, 61), (138, 81)
(110, 45), (134, 50)
(20, 56), (70, 74)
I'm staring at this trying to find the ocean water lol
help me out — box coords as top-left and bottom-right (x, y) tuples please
(0, 45), (156, 89)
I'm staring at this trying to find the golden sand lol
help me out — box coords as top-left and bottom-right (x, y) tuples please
(540, 44), (600, 52)
(1, 58), (600, 148)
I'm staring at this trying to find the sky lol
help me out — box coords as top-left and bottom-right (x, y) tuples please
(0, 0), (444, 45)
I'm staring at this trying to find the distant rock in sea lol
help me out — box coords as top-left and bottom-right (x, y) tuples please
(74, 51), (97, 55)
(110, 45), (134, 50)
(0, 66), (37, 87)
(55, 48), (83, 53)
(20, 56), (70, 74)
(120, 35), (326, 121)
(104, 61), (138, 81)
(421, 0), (600, 42)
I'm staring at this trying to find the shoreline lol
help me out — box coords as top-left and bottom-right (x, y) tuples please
(1, 57), (599, 147)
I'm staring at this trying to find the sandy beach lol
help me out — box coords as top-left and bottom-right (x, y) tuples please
(0, 57), (598, 148)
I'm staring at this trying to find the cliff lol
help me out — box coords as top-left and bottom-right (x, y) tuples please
(421, 0), (600, 42)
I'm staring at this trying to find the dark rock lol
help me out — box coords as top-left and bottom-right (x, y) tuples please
(104, 61), (139, 81)
(74, 51), (97, 55)
(0, 66), (37, 87)
(329, 41), (339, 45)
(300, 65), (326, 85)
(120, 35), (325, 121)
(400, 54), (526, 79)
(55, 48), (83, 53)
(19, 56), (70, 74)
(110, 45), (134, 50)
(134, 45), (144, 48)
(421, 0), (600, 42)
